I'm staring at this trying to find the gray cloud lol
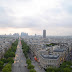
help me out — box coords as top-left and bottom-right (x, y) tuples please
(62, 0), (72, 14)
(0, 0), (72, 35)
(4, 0), (31, 1)
(0, 8), (14, 27)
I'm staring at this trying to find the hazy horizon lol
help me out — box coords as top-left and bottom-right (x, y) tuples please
(0, 0), (72, 36)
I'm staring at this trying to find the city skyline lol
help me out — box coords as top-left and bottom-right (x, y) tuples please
(0, 0), (72, 36)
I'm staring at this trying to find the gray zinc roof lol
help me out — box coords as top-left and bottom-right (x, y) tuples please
(53, 49), (64, 52)
(41, 54), (59, 59)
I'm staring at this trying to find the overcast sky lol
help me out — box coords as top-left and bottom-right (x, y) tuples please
(0, 0), (72, 36)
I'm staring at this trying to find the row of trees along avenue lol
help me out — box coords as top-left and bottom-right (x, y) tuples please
(0, 39), (18, 72)
(21, 40), (36, 72)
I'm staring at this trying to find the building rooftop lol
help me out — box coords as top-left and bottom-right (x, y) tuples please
(41, 53), (59, 59)
(53, 49), (65, 52)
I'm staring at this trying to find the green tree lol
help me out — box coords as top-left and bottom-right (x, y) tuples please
(46, 67), (55, 72)
(52, 70), (55, 72)
(9, 52), (15, 57)
(2, 63), (11, 72)
(0, 61), (4, 69)
(0, 58), (7, 63)
(7, 57), (14, 64)
(63, 68), (71, 72)
(30, 69), (36, 72)
(4, 52), (10, 59)
(26, 59), (31, 65)
(28, 64), (34, 69)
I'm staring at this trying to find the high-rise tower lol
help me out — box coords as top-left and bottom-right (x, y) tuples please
(43, 30), (46, 38)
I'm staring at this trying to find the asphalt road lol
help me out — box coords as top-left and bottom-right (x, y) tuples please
(28, 52), (45, 72)
(32, 60), (45, 72)
(12, 39), (29, 72)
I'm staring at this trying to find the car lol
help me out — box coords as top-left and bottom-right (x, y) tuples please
(24, 64), (27, 67)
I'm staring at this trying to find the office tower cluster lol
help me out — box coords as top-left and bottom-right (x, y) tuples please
(21, 32), (28, 37)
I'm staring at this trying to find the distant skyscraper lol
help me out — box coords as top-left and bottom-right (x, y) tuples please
(43, 30), (46, 38)
(21, 32), (28, 37)
(21, 32), (25, 37)
(13, 33), (19, 37)
(35, 34), (36, 37)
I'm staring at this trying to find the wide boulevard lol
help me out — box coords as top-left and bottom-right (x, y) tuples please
(12, 38), (29, 72)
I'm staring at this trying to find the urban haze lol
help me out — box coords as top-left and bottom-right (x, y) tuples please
(0, 0), (72, 72)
